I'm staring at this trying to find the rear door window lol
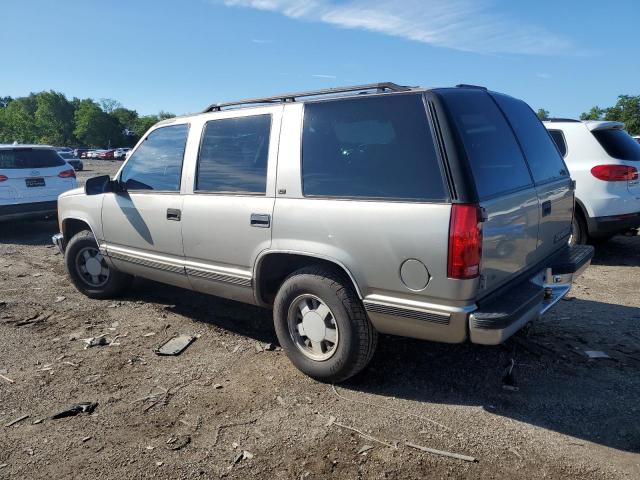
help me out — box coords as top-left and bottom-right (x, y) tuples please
(301, 94), (446, 201)
(0, 149), (66, 169)
(120, 124), (189, 191)
(492, 93), (569, 184)
(438, 89), (533, 199)
(548, 130), (567, 157)
(592, 128), (640, 161)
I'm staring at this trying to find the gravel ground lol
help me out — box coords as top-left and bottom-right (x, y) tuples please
(0, 160), (639, 479)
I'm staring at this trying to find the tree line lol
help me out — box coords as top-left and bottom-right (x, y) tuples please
(0, 91), (175, 148)
(536, 95), (640, 135)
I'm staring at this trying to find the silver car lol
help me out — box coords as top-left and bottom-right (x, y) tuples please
(52, 83), (593, 382)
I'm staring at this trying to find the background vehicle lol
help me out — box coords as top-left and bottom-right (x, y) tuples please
(545, 119), (640, 244)
(98, 149), (116, 160)
(58, 151), (84, 171)
(74, 148), (91, 158)
(113, 148), (130, 159)
(54, 147), (73, 154)
(0, 145), (77, 221)
(54, 83), (592, 382)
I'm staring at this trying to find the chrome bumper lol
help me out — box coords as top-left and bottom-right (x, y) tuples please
(52, 233), (65, 254)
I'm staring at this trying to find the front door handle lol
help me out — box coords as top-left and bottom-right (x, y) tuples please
(167, 208), (181, 221)
(250, 213), (270, 228)
(542, 200), (552, 217)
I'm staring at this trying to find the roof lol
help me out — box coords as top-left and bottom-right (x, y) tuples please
(0, 144), (54, 150)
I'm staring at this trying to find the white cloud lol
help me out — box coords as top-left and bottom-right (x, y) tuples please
(536, 72), (551, 79)
(311, 74), (337, 78)
(251, 38), (274, 44)
(221, 0), (573, 55)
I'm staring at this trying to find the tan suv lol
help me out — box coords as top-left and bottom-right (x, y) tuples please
(53, 83), (593, 382)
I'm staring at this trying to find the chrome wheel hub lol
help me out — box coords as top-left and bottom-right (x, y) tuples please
(76, 246), (110, 287)
(288, 294), (338, 361)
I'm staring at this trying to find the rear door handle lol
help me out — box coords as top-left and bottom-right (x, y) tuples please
(167, 208), (181, 221)
(250, 213), (270, 228)
(542, 200), (552, 217)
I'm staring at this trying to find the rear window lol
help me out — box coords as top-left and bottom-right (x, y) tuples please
(492, 93), (569, 184)
(0, 149), (66, 169)
(548, 130), (568, 157)
(301, 94), (446, 201)
(592, 128), (640, 161)
(438, 89), (532, 199)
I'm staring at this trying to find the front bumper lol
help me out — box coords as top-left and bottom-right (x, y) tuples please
(52, 233), (65, 254)
(587, 211), (640, 236)
(469, 244), (594, 345)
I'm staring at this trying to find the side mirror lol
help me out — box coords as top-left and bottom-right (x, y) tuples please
(85, 175), (121, 195)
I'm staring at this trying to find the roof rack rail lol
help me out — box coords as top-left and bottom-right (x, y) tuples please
(203, 82), (413, 113)
(545, 118), (581, 123)
(455, 84), (488, 90)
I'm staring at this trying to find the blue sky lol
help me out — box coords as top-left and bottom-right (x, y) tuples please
(1, 0), (638, 117)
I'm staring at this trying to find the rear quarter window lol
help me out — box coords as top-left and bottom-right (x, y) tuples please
(0, 149), (66, 169)
(437, 89), (533, 199)
(492, 93), (569, 184)
(301, 94), (447, 201)
(592, 129), (640, 161)
(548, 130), (568, 157)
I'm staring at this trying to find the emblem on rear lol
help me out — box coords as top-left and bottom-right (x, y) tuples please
(31, 170), (40, 176)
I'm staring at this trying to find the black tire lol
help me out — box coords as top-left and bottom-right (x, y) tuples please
(273, 266), (378, 383)
(65, 230), (132, 299)
(570, 212), (588, 246)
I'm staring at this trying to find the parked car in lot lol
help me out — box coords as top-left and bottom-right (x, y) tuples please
(54, 147), (73, 154)
(53, 83), (593, 382)
(74, 148), (91, 159)
(545, 119), (640, 244)
(58, 151), (84, 171)
(113, 148), (130, 159)
(98, 149), (116, 160)
(0, 145), (77, 221)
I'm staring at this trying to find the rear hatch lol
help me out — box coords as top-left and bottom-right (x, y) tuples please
(588, 122), (640, 198)
(437, 88), (573, 294)
(0, 148), (76, 203)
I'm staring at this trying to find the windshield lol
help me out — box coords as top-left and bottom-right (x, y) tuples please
(59, 152), (74, 159)
(592, 128), (640, 161)
(0, 149), (66, 169)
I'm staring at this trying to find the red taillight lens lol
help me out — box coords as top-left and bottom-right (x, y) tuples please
(0, 175), (7, 182)
(591, 165), (638, 181)
(58, 169), (76, 178)
(448, 204), (482, 280)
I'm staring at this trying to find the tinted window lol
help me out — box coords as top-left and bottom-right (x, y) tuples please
(196, 115), (271, 194)
(592, 128), (640, 161)
(0, 149), (66, 169)
(120, 124), (189, 191)
(439, 90), (532, 199)
(492, 94), (569, 183)
(302, 94), (446, 201)
(548, 130), (567, 157)
(59, 152), (74, 160)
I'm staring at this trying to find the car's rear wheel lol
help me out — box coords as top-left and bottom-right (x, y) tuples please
(65, 230), (132, 299)
(273, 266), (377, 383)
(569, 213), (588, 246)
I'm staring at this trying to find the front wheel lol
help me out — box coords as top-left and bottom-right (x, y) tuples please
(65, 230), (132, 299)
(273, 266), (377, 383)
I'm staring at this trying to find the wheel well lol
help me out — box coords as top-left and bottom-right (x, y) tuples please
(62, 218), (92, 243)
(255, 253), (362, 306)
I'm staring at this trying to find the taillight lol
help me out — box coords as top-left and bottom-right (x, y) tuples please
(591, 165), (638, 181)
(448, 204), (483, 280)
(58, 169), (76, 178)
(0, 175), (7, 182)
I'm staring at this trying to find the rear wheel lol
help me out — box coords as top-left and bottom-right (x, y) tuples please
(273, 266), (377, 383)
(65, 230), (132, 299)
(569, 212), (588, 246)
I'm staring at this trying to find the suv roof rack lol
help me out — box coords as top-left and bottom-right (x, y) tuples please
(545, 118), (581, 123)
(203, 82), (414, 113)
(455, 84), (488, 90)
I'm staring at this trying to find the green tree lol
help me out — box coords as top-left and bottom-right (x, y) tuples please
(0, 95), (38, 143)
(134, 115), (161, 137)
(536, 108), (550, 120)
(34, 91), (75, 145)
(603, 95), (640, 135)
(74, 99), (121, 147)
(99, 98), (123, 114)
(580, 106), (605, 121)
(0, 96), (12, 109)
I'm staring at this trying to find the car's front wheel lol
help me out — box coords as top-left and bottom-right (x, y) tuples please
(65, 230), (132, 299)
(273, 266), (378, 383)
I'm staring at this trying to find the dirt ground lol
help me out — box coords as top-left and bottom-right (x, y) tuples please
(0, 159), (639, 479)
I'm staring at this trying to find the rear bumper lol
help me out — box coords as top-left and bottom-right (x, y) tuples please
(52, 233), (65, 254)
(587, 211), (640, 236)
(469, 245), (594, 345)
(0, 200), (58, 221)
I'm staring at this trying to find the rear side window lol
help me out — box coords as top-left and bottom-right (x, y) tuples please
(438, 90), (532, 199)
(548, 130), (568, 157)
(120, 124), (189, 191)
(0, 149), (65, 169)
(592, 129), (640, 161)
(196, 114), (271, 194)
(492, 93), (569, 183)
(302, 94), (446, 201)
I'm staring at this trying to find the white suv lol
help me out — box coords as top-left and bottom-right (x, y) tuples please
(544, 120), (640, 244)
(0, 145), (78, 221)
